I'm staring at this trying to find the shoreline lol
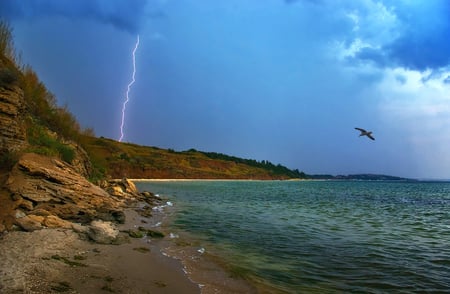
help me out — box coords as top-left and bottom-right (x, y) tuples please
(0, 201), (258, 294)
(130, 178), (305, 182)
(134, 182), (261, 294)
(0, 207), (200, 294)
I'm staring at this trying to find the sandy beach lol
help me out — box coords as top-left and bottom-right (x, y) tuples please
(0, 205), (256, 294)
(0, 208), (199, 294)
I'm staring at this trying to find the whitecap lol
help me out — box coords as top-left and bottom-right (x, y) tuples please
(166, 201), (173, 206)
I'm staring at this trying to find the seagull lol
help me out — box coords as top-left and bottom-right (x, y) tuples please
(355, 127), (375, 140)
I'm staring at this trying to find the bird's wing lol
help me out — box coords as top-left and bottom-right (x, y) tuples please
(367, 134), (375, 140)
(355, 127), (366, 132)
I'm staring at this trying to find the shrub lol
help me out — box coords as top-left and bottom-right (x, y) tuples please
(56, 144), (75, 164)
(0, 67), (19, 87)
(26, 123), (75, 164)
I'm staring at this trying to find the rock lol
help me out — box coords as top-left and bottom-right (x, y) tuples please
(142, 191), (156, 199)
(121, 178), (138, 194)
(6, 153), (124, 224)
(14, 210), (26, 219)
(65, 142), (92, 178)
(15, 215), (44, 231)
(18, 199), (34, 211)
(0, 84), (27, 152)
(71, 223), (89, 234)
(87, 220), (119, 244)
(106, 185), (123, 197)
(30, 209), (52, 217)
(43, 215), (72, 229)
(10, 193), (21, 201)
(96, 209), (126, 224)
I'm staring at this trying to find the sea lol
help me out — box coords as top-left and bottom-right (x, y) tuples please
(135, 180), (450, 293)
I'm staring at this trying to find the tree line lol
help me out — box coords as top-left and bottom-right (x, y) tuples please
(184, 149), (307, 179)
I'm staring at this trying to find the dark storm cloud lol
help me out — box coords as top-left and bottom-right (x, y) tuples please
(0, 0), (152, 33)
(358, 1), (450, 71)
(385, 32), (450, 71)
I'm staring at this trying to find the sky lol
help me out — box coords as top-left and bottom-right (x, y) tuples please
(1, 0), (450, 179)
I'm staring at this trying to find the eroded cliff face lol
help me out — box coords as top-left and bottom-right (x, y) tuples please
(0, 84), (26, 152)
(1, 153), (144, 232)
(0, 63), (116, 233)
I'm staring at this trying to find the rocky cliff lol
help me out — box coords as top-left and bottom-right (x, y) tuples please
(2, 152), (138, 231)
(0, 59), (153, 236)
(0, 83), (26, 152)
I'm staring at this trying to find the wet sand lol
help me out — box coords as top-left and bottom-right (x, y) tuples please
(0, 206), (258, 293)
(0, 208), (199, 294)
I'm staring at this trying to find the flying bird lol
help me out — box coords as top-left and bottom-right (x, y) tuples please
(355, 128), (375, 140)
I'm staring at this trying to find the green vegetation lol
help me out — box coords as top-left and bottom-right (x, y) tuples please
(0, 21), (19, 64)
(80, 135), (305, 180)
(26, 122), (75, 163)
(51, 254), (88, 267)
(198, 150), (305, 178)
(0, 20), (86, 166)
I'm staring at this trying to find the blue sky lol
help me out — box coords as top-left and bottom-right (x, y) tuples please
(1, 0), (450, 179)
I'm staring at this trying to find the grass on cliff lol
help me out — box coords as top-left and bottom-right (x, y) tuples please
(1, 20), (89, 166)
(26, 121), (75, 164)
(80, 135), (304, 180)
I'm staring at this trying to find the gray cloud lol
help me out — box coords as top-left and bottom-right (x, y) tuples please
(359, 1), (450, 71)
(0, 0), (153, 33)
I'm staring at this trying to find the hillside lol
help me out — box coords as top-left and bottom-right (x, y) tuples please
(80, 136), (303, 180)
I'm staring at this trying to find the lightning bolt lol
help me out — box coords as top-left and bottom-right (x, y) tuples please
(119, 35), (140, 142)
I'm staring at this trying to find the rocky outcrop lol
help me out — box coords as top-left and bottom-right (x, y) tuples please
(0, 152), (161, 241)
(0, 84), (26, 152)
(100, 178), (139, 197)
(65, 141), (92, 179)
(4, 153), (132, 231)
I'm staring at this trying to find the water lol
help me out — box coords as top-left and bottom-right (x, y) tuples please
(135, 180), (450, 293)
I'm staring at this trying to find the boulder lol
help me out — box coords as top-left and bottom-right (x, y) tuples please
(106, 185), (123, 197)
(15, 215), (44, 231)
(121, 178), (138, 194)
(87, 220), (119, 244)
(105, 178), (139, 198)
(43, 215), (72, 229)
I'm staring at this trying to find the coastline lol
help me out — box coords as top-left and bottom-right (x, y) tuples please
(0, 199), (257, 294)
(130, 178), (305, 182)
(0, 207), (200, 294)
(133, 180), (261, 294)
